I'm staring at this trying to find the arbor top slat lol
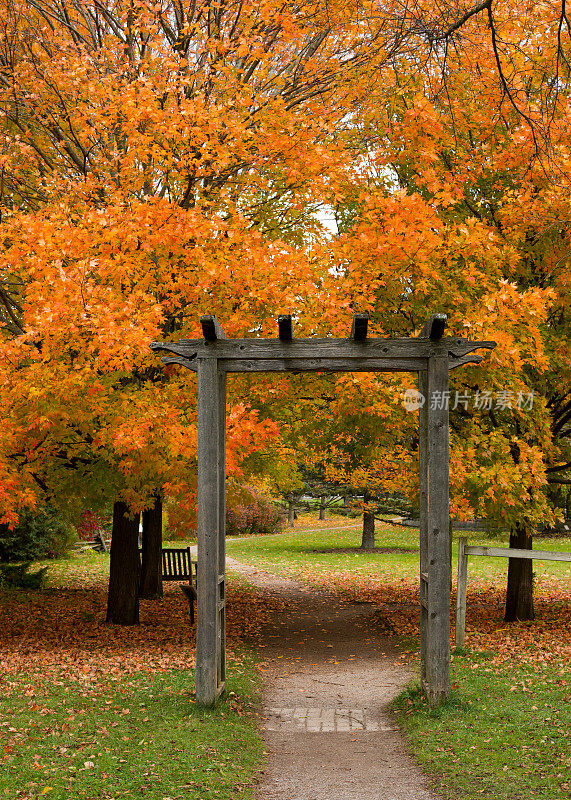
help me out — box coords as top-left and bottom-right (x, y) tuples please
(151, 336), (495, 365)
(419, 313), (447, 340)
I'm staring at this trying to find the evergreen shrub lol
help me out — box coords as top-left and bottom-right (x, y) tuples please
(0, 562), (48, 589)
(0, 506), (77, 562)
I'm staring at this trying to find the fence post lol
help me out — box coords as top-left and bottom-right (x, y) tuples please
(455, 536), (468, 648)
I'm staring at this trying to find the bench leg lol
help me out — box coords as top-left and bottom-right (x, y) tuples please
(180, 585), (196, 626)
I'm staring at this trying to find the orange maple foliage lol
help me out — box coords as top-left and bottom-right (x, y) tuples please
(0, 0), (363, 521)
(303, 2), (571, 535)
(0, 0), (570, 552)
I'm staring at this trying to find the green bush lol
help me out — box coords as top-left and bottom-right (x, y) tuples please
(0, 506), (77, 562)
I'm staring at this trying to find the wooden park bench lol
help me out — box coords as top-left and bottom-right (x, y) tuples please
(77, 538), (197, 621)
(74, 531), (110, 553)
(140, 546), (197, 624)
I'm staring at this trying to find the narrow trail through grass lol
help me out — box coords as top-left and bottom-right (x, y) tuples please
(234, 561), (438, 800)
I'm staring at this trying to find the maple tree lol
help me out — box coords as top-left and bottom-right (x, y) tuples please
(227, 0), (571, 618)
(0, 0), (570, 628)
(251, 371), (416, 548)
(312, 0), (571, 619)
(0, 0), (462, 585)
(0, 0), (375, 620)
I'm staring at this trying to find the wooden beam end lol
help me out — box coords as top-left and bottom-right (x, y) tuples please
(350, 312), (369, 341)
(419, 313), (447, 340)
(200, 315), (226, 341)
(277, 314), (293, 341)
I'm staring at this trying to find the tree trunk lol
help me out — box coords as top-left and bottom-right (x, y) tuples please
(361, 493), (375, 549)
(106, 501), (141, 625)
(288, 500), (295, 527)
(343, 496), (349, 516)
(140, 495), (163, 599)
(504, 523), (534, 622)
(361, 512), (375, 548)
(319, 496), (326, 520)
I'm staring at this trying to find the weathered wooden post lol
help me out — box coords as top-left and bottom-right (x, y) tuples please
(419, 314), (451, 707)
(196, 317), (227, 705)
(217, 367), (227, 692)
(418, 365), (429, 695)
(449, 519), (453, 593)
(455, 536), (468, 648)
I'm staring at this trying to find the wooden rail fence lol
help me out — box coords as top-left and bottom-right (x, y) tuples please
(455, 536), (571, 647)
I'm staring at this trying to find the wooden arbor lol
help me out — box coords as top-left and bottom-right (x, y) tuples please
(151, 313), (495, 707)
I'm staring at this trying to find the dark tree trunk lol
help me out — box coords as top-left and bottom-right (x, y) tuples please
(106, 501), (141, 625)
(288, 500), (295, 527)
(319, 496), (326, 520)
(140, 495), (163, 599)
(361, 512), (375, 548)
(361, 493), (375, 549)
(504, 523), (534, 622)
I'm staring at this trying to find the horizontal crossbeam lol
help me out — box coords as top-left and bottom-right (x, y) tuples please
(161, 356), (429, 373)
(151, 337), (495, 369)
(212, 353), (483, 372)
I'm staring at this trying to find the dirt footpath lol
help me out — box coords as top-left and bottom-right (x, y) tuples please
(227, 558), (440, 800)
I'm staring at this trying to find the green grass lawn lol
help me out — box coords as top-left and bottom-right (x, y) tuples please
(0, 657), (264, 800)
(225, 515), (571, 588)
(45, 516), (570, 592)
(393, 653), (571, 800)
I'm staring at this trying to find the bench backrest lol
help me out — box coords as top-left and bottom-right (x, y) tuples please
(139, 546), (195, 583)
(162, 546), (193, 580)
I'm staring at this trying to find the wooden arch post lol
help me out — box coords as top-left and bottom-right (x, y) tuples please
(151, 314), (495, 707)
(418, 315), (450, 705)
(196, 354), (227, 704)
